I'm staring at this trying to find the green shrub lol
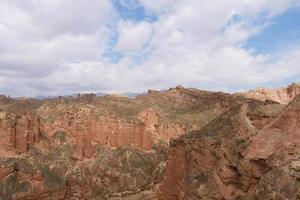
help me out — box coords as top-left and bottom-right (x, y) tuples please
(0, 173), (29, 199)
(40, 165), (65, 188)
(52, 130), (67, 143)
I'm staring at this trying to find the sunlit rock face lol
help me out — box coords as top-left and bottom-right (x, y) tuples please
(0, 85), (298, 199)
(0, 86), (233, 199)
(158, 95), (300, 200)
(0, 111), (41, 156)
(238, 82), (300, 104)
(35, 86), (232, 160)
(0, 95), (12, 107)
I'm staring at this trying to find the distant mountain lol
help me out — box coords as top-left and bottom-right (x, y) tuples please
(35, 95), (59, 100)
(1, 84), (299, 199)
(96, 91), (146, 98)
(35, 91), (157, 99)
(120, 92), (146, 98)
(96, 92), (107, 97)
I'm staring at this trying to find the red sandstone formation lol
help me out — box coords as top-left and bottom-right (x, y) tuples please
(35, 86), (232, 159)
(0, 111), (41, 156)
(70, 117), (153, 159)
(158, 95), (300, 199)
(0, 95), (12, 106)
(0, 84), (298, 199)
(43, 109), (187, 160)
(239, 82), (300, 104)
(245, 96), (300, 161)
(137, 85), (233, 111)
(138, 109), (187, 142)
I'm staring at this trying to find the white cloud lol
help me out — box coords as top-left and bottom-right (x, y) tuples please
(0, 0), (300, 97)
(115, 21), (153, 53)
(0, 0), (113, 77)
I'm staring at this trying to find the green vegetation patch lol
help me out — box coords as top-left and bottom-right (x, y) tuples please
(92, 186), (110, 199)
(0, 157), (35, 174)
(52, 130), (67, 143)
(39, 165), (65, 188)
(0, 173), (29, 200)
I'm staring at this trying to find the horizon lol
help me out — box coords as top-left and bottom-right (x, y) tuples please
(0, 1), (300, 97)
(1, 82), (299, 99)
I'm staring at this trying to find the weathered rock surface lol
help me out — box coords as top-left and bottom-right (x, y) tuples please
(0, 111), (41, 156)
(0, 85), (299, 199)
(158, 96), (300, 199)
(0, 86), (233, 199)
(35, 86), (232, 160)
(0, 95), (12, 107)
(238, 82), (300, 104)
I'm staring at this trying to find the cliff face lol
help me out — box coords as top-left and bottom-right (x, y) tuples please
(0, 84), (298, 199)
(158, 96), (300, 199)
(0, 86), (233, 199)
(37, 104), (188, 160)
(34, 87), (232, 160)
(0, 111), (41, 156)
(238, 82), (300, 104)
(0, 95), (12, 106)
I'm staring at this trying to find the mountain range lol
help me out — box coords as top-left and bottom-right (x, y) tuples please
(0, 83), (299, 200)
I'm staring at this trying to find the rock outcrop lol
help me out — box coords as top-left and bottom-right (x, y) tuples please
(38, 104), (187, 160)
(0, 95), (12, 106)
(239, 82), (300, 104)
(1, 84), (298, 199)
(35, 86), (232, 159)
(0, 111), (41, 156)
(158, 96), (300, 199)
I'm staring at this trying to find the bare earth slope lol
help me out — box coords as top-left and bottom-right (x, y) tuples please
(0, 86), (233, 200)
(158, 95), (300, 199)
(0, 84), (299, 199)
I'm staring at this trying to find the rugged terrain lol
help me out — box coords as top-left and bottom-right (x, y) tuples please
(237, 82), (300, 104)
(0, 83), (299, 199)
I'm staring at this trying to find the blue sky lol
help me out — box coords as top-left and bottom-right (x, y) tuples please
(244, 7), (300, 55)
(108, 0), (300, 66)
(110, 0), (300, 61)
(0, 0), (300, 96)
(103, 0), (157, 63)
(112, 0), (158, 22)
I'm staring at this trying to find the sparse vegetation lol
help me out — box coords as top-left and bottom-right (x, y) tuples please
(52, 130), (67, 143)
(0, 173), (29, 200)
(40, 165), (65, 188)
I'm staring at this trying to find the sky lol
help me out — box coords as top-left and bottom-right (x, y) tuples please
(0, 0), (300, 97)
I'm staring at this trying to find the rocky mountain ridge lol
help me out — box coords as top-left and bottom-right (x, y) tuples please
(158, 96), (299, 199)
(237, 82), (300, 104)
(0, 84), (299, 199)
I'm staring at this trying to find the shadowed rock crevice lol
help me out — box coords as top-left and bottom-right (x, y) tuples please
(0, 85), (299, 199)
(159, 95), (300, 200)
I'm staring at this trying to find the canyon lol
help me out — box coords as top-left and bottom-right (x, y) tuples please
(0, 83), (299, 199)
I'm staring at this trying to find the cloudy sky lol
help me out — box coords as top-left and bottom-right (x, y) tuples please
(0, 0), (300, 97)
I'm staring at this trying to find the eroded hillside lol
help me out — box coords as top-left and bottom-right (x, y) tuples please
(0, 86), (233, 199)
(0, 84), (299, 200)
(158, 95), (300, 199)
